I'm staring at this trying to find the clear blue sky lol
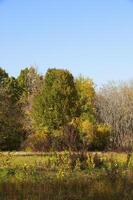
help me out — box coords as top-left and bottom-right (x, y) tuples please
(0, 0), (133, 86)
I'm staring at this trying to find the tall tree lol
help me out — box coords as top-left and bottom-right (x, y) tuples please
(31, 68), (78, 130)
(0, 68), (23, 150)
(17, 66), (43, 133)
(17, 66), (42, 97)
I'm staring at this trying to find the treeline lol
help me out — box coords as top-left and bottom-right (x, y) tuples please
(0, 67), (133, 152)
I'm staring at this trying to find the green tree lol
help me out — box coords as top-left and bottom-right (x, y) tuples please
(31, 68), (78, 130)
(17, 66), (42, 97)
(17, 67), (29, 96)
(0, 67), (22, 102)
(5, 77), (22, 103)
(0, 89), (23, 150)
(0, 67), (8, 85)
(0, 68), (24, 150)
(17, 66), (43, 134)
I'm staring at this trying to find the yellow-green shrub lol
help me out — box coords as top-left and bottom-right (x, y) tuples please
(72, 117), (94, 150)
(92, 124), (111, 151)
(24, 130), (51, 152)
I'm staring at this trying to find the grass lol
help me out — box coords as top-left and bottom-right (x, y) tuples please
(0, 151), (132, 168)
(0, 151), (133, 200)
(0, 171), (133, 200)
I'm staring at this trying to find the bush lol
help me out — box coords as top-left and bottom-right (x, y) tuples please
(78, 118), (94, 150)
(51, 129), (66, 151)
(23, 131), (51, 152)
(91, 124), (111, 151)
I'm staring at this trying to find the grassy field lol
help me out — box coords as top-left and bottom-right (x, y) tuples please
(0, 152), (133, 200)
(0, 151), (133, 168)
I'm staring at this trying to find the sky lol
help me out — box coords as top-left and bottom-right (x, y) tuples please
(0, 0), (133, 86)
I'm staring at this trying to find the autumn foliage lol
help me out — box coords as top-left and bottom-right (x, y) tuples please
(0, 67), (132, 151)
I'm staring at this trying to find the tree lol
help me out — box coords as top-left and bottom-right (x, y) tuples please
(5, 77), (22, 103)
(31, 68), (78, 130)
(73, 77), (96, 150)
(95, 82), (133, 151)
(17, 66), (43, 134)
(17, 66), (42, 97)
(0, 67), (22, 102)
(0, 68), (24, 150)
(0, 89), (23, 150)
(75, 76), (96, 122)
(0, 67), (8, 85)
(17, 67), (29, 96)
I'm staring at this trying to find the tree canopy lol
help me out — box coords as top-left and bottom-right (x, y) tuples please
(0, 67), (132, 152)
(31, 68), (78, 130)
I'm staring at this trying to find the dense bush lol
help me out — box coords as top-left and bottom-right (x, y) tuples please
(91, 124), (111, 151)
(23, 131), (51, 152)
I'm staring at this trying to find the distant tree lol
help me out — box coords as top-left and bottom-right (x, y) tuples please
(17, 67), (29, 96)
(17, 66), (43, 134)
(73, 77), (96, 150)
(0, 67), (8, 85)
(0, 67), (22, 102)
(95, 82), (133, 151)
(0, 89), (23, 150)
(0, 68), (24, 150)
(5, 77), (22, 103)
(31, 68), (78, 130)
(17, 66), (42, 97)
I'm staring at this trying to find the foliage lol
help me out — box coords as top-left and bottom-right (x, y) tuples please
(0, 91), (23, 150)
(50, 128), (66, 151)
(17, 66), (43, 137)
(23, 131), (51, 152)
(75, 76), (96, 122)
(0, 67), (8, 85)
(92, 124), (111, 151)
(1, 66), (133, 152)
(0, 68), (24, 150)
(78, 118), (94, 150)
(31, 68), (78, 130)
(17, 66), (42, 98)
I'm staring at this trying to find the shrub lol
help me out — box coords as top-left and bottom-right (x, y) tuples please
(79, 119), (94, 150)
(24, 130), (51, 152)
(51, 129), (66, 151)
(93, 153), (104, 168)
(91, 124), (111, 151)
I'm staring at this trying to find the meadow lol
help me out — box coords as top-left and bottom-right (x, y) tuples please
(0, 152), (133, 200)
